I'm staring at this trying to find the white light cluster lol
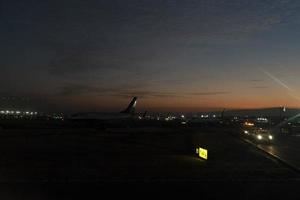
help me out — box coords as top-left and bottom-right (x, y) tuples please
(0, 110), (38, 115)
(165, 116), (176, 121)
(257, 117), (268, 122)
(53, 116), (63, 120)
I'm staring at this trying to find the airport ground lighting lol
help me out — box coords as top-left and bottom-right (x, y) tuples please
(0, 110), (38, 116)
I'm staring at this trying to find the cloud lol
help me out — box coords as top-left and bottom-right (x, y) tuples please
(111, 91), (181, 99)
(57, 83), (230, 98)
(57, 84), (106, 96)
(57, 82), (154, 97)
(47, 0), (299, 76)
(158, 0), (296, 43)
(249, 86), (269, 89)
(188, 92), (231, 96)
(38, 0), (300, 90)
(249, 79), (264, 82)
(99, 90), (231, 99)
(48, 44), (125, 76)
(57, 84), (180, 98)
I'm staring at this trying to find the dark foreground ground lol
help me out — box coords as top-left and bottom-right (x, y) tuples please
(0, 120), (299, 199)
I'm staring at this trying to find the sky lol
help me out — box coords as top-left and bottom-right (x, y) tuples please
(1, 0), (300, 113)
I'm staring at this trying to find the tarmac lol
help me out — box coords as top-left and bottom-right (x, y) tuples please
(0, 120), (299, 199)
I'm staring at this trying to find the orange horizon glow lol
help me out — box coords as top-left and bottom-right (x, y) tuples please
(56, 93), (300, 113)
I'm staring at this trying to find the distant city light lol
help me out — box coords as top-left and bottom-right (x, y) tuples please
(256, 117), (268, 123)
(244, 122), (254, 126)
(0, 110), (38, 116)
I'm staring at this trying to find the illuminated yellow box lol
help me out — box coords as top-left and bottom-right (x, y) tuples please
(198, 147), (208, 160)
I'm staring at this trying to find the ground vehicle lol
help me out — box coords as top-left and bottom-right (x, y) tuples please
(242, 127), (273, 143)
(251, 127), (273, 143)
(241, 120), (273, 143)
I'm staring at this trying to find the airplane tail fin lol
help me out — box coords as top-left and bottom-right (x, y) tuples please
(120, 97), (138, 114)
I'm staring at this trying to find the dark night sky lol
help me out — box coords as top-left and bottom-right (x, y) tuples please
(1, 0), (300, 113)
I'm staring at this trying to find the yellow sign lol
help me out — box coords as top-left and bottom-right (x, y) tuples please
(199, 148), (208, 160)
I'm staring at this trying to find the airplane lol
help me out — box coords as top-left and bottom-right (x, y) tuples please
(69, 96), (138, 121)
